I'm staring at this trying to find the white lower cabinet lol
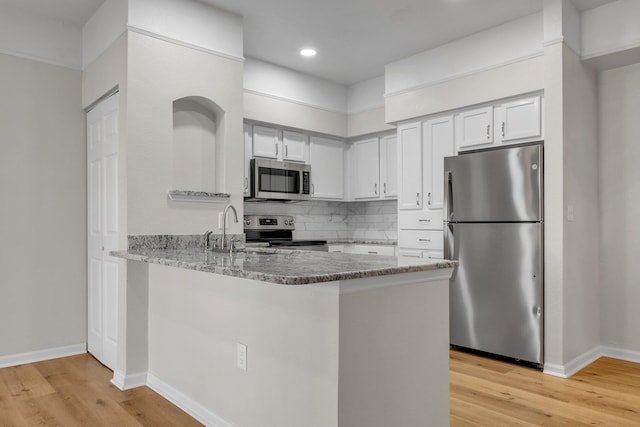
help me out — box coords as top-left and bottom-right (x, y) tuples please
(398, 230), (443, 251)
(397, 249), (443, 260)
(398, 210), (444, 230)
(328, 244), (396, 256)
(350, 244), (396, 256)
(397, 248), (423, 258)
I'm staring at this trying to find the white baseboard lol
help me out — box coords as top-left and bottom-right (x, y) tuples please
(544, 346), (602, 378)
(0, 343), (87, 369)
(111, 370), (148, 390)
(147, 372), (235, 427)
(601, 345), (640, 364)
(544, 345), (640, 378)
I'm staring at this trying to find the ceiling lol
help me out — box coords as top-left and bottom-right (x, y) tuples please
(2, 0), (617, 85)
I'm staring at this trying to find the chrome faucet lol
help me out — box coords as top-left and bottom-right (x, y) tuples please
(203, 230), (213, 252)
(221, 204), (238, 250)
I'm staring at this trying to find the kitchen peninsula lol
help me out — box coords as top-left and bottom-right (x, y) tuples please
(112, 238), (455, 427)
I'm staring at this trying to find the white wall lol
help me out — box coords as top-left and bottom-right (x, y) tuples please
(582, 0), (640, 59)
(0, 3), (82, 69)
(82, 0), (128, 69)
(128, 0), (243, 60)
(243, 58), (351, 137)
(562, 45), (601, 364)
(0, 54), (86, 356)
(346, 76), (394, 137)
(126, 31), (244, 235)
(598, 62), (640, 355)
(385, 12), (543, 97)
(244, 58), (347, 113)
(148, 264), (340, 427)
(83, 0), (243, 70)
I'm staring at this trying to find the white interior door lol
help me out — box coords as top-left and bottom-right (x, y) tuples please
(87, 92), (119, 370)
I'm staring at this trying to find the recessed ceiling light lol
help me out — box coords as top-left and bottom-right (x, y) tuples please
(300, 48), (317, 57)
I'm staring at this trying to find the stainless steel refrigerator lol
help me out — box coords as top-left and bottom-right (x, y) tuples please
(443, 143), (543, 366)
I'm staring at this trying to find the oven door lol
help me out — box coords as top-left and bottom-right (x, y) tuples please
(251, 159), (311, 201)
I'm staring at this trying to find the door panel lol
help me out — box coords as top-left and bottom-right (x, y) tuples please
(448, 222), (543, 364)
(397, 123), (422, 210)
(444, 144), (542, 222)
(87, 92), (119, 371)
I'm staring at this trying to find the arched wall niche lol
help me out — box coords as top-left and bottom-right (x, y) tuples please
(172, 96), (226, 193)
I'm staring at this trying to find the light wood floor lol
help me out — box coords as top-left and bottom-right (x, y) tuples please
(451, 350), (640, 426)
(2, 351), (639, 426)
(0, 353), (202, 426)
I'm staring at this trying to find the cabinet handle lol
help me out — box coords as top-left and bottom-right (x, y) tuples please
(244, 177), (248, 190)
(418, 219), (431, 222)
(312, 184), (315, 195)
(285, 145), (288, 157)
(416, 193), (420, 206)
(501, 122), (505, 137)
(275, 143), (279, 156)
(383, 183), (387, 194)
(374, 183), (378, 195)
(486, 124), (491, 140)
(427, 192), (431, 205)
(419, 238), (431, 242)
(368, 251), (378, 254)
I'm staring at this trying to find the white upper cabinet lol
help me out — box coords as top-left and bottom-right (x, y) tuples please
(397, 122), (423, 210)
(498, 95), (542, 143)
(252, 125), (280, 159)
(310, 136), (344, 199)
(423, 116), (454, 210)
(243, 123), (252, 196)
(380, 134), (398, 198)
(282, 130), (307, 162)
(352, 137), (380, 199)
(455, 106), (493, 151)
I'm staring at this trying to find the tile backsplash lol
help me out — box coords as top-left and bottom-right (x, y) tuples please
(244, 200), (398, 241)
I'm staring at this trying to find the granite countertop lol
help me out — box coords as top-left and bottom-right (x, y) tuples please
(111, 247), (455, 286)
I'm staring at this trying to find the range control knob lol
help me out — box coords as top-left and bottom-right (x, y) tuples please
(244, 219), (251, 226)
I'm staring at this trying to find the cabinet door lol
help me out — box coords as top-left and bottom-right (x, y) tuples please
(455, 106), (493, 151)
(352, 137), (380, 199)
(243, 123), (252, 196)
(398, 230), (444, 251)
(397, 122), (423, 210)
(309, 137), (344, 199)
(397, 249), (423, 258)
(398, 210), (444, 231)
(380, 134), (398, 198)
(424, 116), (454, 210)
(499, 96), (541, 142)
(351, 244), (395, 256)
(283, 130), (307, 162)
(253, 125), (280, 159)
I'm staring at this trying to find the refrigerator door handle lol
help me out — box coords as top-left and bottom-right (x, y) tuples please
(444, 171), (453, 221)
(444, 223), (456, 260)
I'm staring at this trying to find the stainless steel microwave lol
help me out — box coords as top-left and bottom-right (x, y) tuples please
(248, 159), (311, 201)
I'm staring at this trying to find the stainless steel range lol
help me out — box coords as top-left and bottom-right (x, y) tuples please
(243, 215), (328, 251)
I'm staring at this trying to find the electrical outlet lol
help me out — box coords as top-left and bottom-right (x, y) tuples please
(237, 343), (247, 371)
(567, 204), (575, 222)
